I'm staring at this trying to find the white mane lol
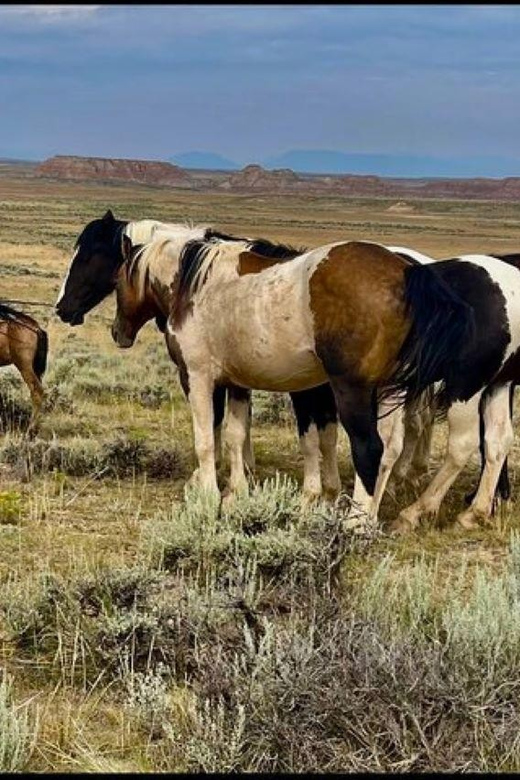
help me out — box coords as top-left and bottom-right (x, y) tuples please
(123, 219), (168, 247)
(127, 221), (210, 300)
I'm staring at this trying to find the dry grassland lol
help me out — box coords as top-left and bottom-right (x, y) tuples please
(1, 165), (520, 771)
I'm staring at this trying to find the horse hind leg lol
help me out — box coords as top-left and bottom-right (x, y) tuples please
(17, 366), (44, 438)
(392, 392), (482, 534)
(290, 385), (340, 508)
(328, 378), (383, 526)
(457, 383), (514, 530)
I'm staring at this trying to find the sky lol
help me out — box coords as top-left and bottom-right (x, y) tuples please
(2, 4), (520, 174)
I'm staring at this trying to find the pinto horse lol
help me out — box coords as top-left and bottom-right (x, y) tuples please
(158, 234), (520, 529)
(123, 232), (475, 523)
(388, 246), (514, 511)
(0, 303), (48, 435)
(55, 212), (341, 505)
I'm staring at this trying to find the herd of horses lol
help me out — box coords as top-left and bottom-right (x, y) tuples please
(3, 209), (520, 534)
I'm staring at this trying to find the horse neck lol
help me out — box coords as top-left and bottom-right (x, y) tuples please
(195, 241), (250, 291)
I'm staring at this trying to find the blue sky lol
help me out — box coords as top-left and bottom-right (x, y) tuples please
(2, 4), (520, 173)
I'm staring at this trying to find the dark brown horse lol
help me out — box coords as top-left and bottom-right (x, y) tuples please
(0, 303), (48, 435)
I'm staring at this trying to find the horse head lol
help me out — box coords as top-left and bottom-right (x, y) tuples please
(111, 234), (159, 348)
(55, 209), (127, 325)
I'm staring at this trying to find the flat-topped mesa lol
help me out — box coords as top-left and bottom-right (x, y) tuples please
(35, 155), (193, 187)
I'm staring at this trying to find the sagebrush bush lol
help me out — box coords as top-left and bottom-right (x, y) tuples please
(251, 391), (293, 425)
(6, 476), (520, 772)
(0, 433), (186, 480)
(0, 676), (37, 772)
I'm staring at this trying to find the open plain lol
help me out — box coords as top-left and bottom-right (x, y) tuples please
(2, 163), (520, 771)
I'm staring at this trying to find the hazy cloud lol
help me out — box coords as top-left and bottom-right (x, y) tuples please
(2, 4), (520, 169)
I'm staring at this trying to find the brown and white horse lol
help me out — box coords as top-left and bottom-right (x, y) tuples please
(156, 234), (520, 530)
(115, 221), (342, 504)
(55, 214), (341, 505)
(0, 303), (48, 435)
(115, 231), (481, 524)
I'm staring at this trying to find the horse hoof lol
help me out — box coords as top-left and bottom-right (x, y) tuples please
(321, 486), (340, 505)
(389, 510), (418, 535)
(301, 491), (321, 511)
(456, 509), (483, 530)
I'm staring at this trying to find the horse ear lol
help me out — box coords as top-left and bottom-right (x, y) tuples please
(121, 234), (133, 261)
(103, 209), (115, 222)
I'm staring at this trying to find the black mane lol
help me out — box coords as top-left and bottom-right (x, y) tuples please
(175, 229), (306, 307)
(0, 302), (23, 321)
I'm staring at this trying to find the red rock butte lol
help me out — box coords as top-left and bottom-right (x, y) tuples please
(35, 155), (192, 187)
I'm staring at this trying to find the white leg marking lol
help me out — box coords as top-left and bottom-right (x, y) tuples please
(300, 422), (322, 507)
(319, 421), (341, 501)
(346, 401), (404, 530)
(188, 374), (219, 498)
(393, 392), (482, 533)
(457, 384), (514, 529)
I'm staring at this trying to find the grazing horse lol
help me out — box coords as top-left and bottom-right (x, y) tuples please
(55, 212), (341, 505)
(0, 303), (48, 434)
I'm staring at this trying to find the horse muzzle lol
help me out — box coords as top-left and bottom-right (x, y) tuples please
(111, 321), (134, 349)
(55, 306), (85, 326)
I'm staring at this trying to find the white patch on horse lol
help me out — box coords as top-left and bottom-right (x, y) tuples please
(458, 254), (520, 362)
(56, 248), (78, 305)
(386, 246), (436, 264)
(178, 241), (344, 392)
(123, 219), (167, 248)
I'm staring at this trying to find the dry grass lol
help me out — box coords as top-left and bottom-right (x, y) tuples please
(1, 167), (520, 770)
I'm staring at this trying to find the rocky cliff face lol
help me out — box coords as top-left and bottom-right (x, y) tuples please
(218, 164), (302, 191)
(35, 155), (192, 187)
(32, 155), (520, 201)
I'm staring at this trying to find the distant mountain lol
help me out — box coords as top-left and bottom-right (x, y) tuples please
(169, 151), (238, 170)
(262, 149), (520, 178)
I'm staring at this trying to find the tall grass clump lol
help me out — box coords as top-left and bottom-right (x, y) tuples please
(0, 676), (38, 772)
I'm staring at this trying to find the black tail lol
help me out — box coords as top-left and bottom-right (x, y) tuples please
(33, 329), (48, 379)
(383, 263), (476, 412)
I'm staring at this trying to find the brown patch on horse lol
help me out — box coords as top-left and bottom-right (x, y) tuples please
(309, 242), (411, 383)
(237, 250), (284, 276)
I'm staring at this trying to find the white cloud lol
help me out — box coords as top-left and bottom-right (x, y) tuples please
(0, 5), (101, 21)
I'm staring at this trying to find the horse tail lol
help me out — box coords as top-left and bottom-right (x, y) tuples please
(33, 328), (48, 380)
(383, 263), (476, 412)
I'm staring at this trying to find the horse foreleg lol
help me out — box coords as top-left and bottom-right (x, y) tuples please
(213, 386), (226, 469)
(392, 392), (482, 534)
(290, 385), (340, 507)
(243, 392), (255, 474)
(457, 383), (514, 529)
(319, 421), (341, 502)
(329, 379), (383, 528)
(187, 373), (219, 499)
(223, 386), (250, 505)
